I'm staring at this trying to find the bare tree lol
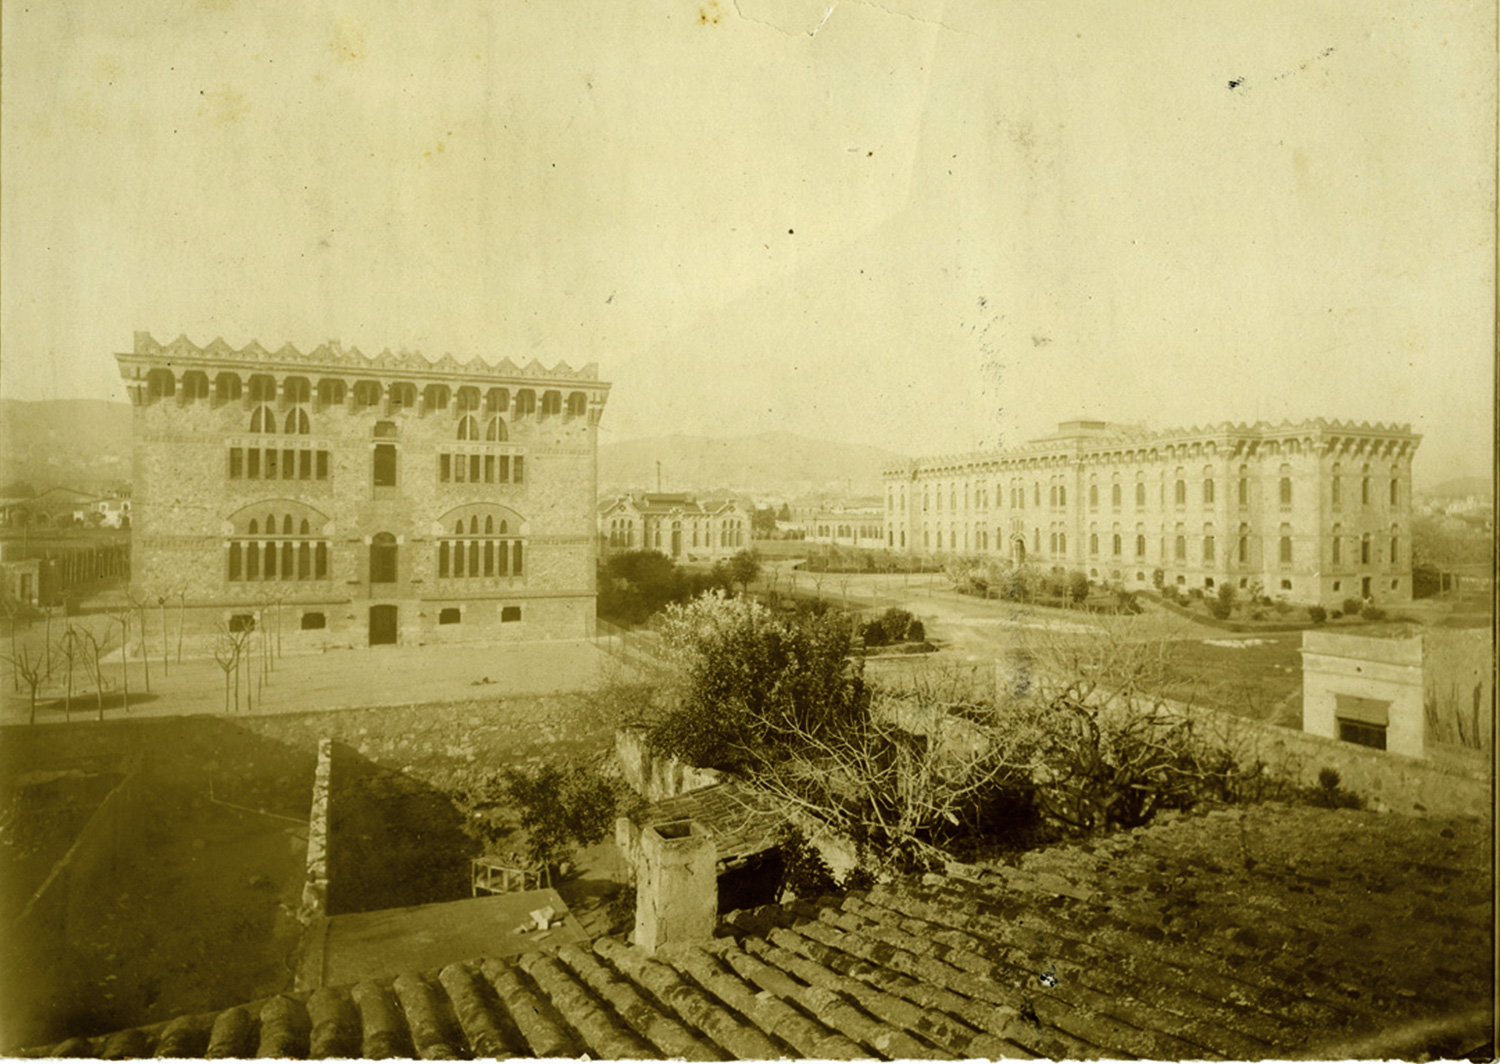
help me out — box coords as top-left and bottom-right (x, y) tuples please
(111, 602), (132, 712)
(77, 621), (115, 722)
(126, 590), (151, 694)
(3, 644), (52, 725)
(213, 623), (252, 713)
(175, 585), (187, 664)
(55, 625), (84, 723)
(155, 591), (171, 677)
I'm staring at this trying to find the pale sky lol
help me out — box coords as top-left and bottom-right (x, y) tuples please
(2, 0), (1494, 485)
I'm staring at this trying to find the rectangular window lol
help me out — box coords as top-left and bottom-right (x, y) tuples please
(499, 455), (510, 481)
(512, 541), (524, 574)
(1338, 719), (1387, 749)
(283, 449), (295, 479)
(501, 605), (521, 622)
(1238, 479), (1247, 506)
(470, 454), (481, 483)
(455, 453), (467, 483)
(299, 450), (312, 480)
(229, 613), (256, 633)
(229, 448), (244, 479)
(440, 454), (451, 482)
(315, 542), (328, 578)
(247, 448), (260, 478)
(513, 456), (524, 483)
(485, 454), (496, 483)
(317, 451), (329, 480)
(1280, 537), (1293, 564)
(439, 607), (461, 625)
(265, 448), (278, 479)
(300, 611), (326, 630)
(373, 444), (397, 487)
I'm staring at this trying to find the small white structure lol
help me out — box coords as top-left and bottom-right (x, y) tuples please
(1301, 631), (1425, 758)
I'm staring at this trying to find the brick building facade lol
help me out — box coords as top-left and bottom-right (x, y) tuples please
(885, 419), (1421, 605)
(117, 333), (609, 647)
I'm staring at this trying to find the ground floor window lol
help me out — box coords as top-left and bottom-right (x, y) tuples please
(501, 605), (521, 622)
(300, 611), (326, 630)
(1338, 719), (1387, 750)
(229, 613), (255, 632)
(439, 607), (461, 624)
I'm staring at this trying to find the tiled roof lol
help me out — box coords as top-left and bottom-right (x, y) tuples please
(26, 802), (1491, 1059)
(637, 781), (783, 868)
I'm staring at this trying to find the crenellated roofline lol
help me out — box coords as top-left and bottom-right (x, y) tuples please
(884, 417), (1422, 478)
(116, 331), (606, 386)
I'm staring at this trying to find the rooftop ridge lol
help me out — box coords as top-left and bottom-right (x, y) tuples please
(122, 331), (602, 383)
(884, 417), (1422, 474)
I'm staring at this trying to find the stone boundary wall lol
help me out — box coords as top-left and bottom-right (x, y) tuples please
(298, 739), (334, 925)
(615, 726), (720, 802)
(1227, 712), (1489, 819)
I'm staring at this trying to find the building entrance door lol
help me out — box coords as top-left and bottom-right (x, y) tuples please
(1012, 537), (1026, 565)
(369, 604), (398, 646)
(1361, 576), (1372, 599)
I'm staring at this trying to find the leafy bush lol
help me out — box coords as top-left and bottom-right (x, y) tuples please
(1272, 598), (1292, 615)
(1360, 604), (1387, 621)
(1302, 767), (1364, 810)
(1207, 584), (1235, 620)
(1067, 571), (1090, 603)
(1342, 597), (1364, 616)
(453, 757), (622, 870)
(1330, 609), (1342, 620)
(647, 593), (867, 771)
(1307, 605), (1327, 624)
(905, 618), (925, 643)
(597, 550), (725, 625)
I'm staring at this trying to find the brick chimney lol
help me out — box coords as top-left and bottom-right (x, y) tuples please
(633, 820), (716, 955)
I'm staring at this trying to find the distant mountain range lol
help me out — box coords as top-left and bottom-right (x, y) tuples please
(1422, 477), (1493, 500)
(599, 432), (904, 501)
(0, 399), (133, 495)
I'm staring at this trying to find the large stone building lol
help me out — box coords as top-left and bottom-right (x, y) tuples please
(597, 493), (748, 562)
(885, 419), (1421, 604)
(790, 498), (886, 548)
(116, 332), (609, 647)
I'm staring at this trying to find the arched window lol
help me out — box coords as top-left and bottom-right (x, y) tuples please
(227, 504), (330, 583)
(215, 373), (242, 403)
(1174, 532), (1186, 561)
(284, 408), (310, 434)
(353, 381), (383, 409)
(1112, 482), (1122, 508)
(370, 533), (398, 584)
(566, 392), (588, 417)
(1135, 531), (1146, 558)
(1361, 532), (1372, 564)
(1089, 484), (1098, 508)
(318, 379), (346, 408)
(146, 368), (176, 400)
(250, 405), (278, 433)
(1203, 530), (1215, 563)
(1058, 486), (1066, 506)
(514, 389), (537, 416)
(437, 507), (524, 579)
(1279, 465), (1293, 507)
(387, 382), (417, 411)
(1089, 531), (1098, 555)
(485, 417), (508, 442)
(1174, 474), (1187, 506)
(1389, 470), (1399, 506)
(1112, 533), (1122, 557)
(1390, 525), (1399, 563)
(1361, 464), (1371, 505)
(1136, 479), (1146, 507)
(486, 387), (509, 414)
(541, 390), (562, 416)
(455, 386), (481, 413)
(180, 371), (210, 401)
(248, 375), (276, 403)
(457, 415), (480, 441)
(423, 384), (451, 412)
(1331, 463), (1342, 508)
(1202, 468), (1215, 505)
(1280, 525), (1294, 564)
(1238, 523), (1250, 564)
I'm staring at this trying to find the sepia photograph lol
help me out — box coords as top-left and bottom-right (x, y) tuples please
(0, 0), (1494, 1058)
